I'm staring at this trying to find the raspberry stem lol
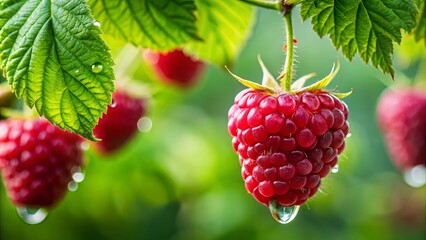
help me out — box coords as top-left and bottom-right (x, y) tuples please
(281, 10), (294, 92)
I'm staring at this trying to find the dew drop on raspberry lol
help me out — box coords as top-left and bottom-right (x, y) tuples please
(269, 200), (300, 224)
(331, 164), (339, 173)
(16, 206), (48, 225)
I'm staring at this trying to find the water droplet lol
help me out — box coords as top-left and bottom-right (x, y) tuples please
(346, 132), (352, 138)
(74, 69), (80, 75)
(137, 117), (153, 133)
(110, 99), (117, 108)
(17, 207), (48, 224)
(269, 200), (300, 224)
(91, 62), (103, 73)
(332, 164), (339, 173)
(403, 165), (426, 188)
(68, 181), (78, 191)
(80, 141), (89, 151)
(93, 20), (101, 28)
(72, 172), (85, 183)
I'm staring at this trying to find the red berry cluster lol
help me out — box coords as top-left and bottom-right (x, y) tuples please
(228, 89), (349, 206)
(0, 118), (84, 208)
(93, 91), (146, 154)
(377, 88), (426, 170)
(144, 49), (205, 88)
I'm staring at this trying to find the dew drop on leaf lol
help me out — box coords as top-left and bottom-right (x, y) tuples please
(93, 20), (101, 28)
(403, 165), (426, 188)
(17, 207), (48, 225)
(269, 200), (299, 224)
(91, 62), (103, 73)
(137, 117), (153, 133)
(332, 164), (339, 173)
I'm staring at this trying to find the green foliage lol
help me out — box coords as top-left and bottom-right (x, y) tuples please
(0, 0), (254, 139)
(414, 0), (426, 45)
(184, 0), (255, 66)
(0, 0), (422, 139)
(89, 0), (201, 51)
(300, 0), (419, 78)
(0, 0), (115, 140)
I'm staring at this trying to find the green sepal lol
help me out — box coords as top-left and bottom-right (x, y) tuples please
(225, 66), (275, 94)
(291, 73), (317, 91)
(292, 60), (352, 98)
(295, 60), (340, 93)
(332, 89), (353, 99)
(258, 55), (281, 92)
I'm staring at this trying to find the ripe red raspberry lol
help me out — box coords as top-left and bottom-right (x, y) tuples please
(0, 118), (84, 208)
(92, 90), (146, 154)
(228, 89), (349, 207)
(143, 49), (205, 88)
(377, 87), (426, 170)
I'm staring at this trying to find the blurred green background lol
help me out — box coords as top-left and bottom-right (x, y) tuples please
(1, 8), (425, 240)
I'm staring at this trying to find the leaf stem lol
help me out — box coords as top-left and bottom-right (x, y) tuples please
(281, 10), (294, 91)
(239, 0), (281, 10)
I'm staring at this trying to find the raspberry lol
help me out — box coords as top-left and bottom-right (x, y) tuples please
(0, 118), (84, 208)
(228, 90), (349, 207)
(377, 87), (426, 170)
(92, 90), (146, 154)
(143, 49), (205, 88)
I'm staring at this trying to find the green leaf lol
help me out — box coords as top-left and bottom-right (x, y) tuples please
(184, 0), (255, 66)
(415, 0), (426, 45)
(89, 0), (201, 51)
(0, 0), (115, 141)
(300, 0), (419, 77)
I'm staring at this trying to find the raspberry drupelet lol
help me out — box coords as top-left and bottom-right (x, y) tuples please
(228, 89), (349, 207)
(0, 118), (84, 208)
